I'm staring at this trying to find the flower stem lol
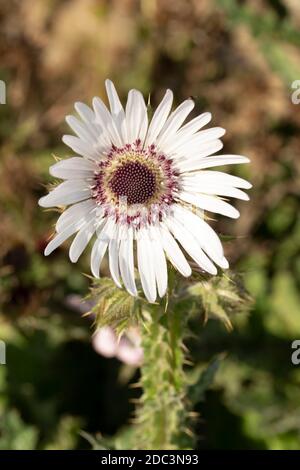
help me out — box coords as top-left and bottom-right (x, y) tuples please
(137, 282), (192, 450)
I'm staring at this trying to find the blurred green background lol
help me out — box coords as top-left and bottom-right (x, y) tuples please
(0, 0), (300, 450)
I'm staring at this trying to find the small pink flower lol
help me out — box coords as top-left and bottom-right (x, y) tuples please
(92, 326), (143, 366)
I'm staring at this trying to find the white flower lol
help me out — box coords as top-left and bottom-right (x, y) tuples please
(39, 80), (251, 302)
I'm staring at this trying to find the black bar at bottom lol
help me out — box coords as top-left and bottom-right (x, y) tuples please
(0, 450), (299, 467)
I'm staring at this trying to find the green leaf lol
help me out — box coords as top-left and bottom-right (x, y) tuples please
(188, 355), (224, 404)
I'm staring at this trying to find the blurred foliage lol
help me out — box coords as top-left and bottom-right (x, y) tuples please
(0, 0), (300, 449)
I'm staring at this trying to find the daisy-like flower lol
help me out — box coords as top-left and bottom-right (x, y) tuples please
(39, 80), (251, 302)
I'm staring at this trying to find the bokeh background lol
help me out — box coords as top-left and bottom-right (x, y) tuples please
(0, 0), (300, 450)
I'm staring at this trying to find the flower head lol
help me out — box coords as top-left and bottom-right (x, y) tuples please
(39, 80), (251, 302)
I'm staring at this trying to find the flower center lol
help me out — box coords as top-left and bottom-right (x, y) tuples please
(108, 161), (157, 205)
(92, 142), (180, 228)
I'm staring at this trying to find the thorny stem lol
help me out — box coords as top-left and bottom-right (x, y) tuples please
(136, 273), (192, 450)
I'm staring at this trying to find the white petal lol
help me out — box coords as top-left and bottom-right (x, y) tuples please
(90, 238), (108, 278)
(182, 170), (252, 189)
(62, 135), (100, 160)
(45, 227), (78, 256)
(173, 204), (223, 255)
(219, 257), (229, 269)
(156, 99), (194, 149)
(178, 191), (240, 219)
(163, 112), (212, 154)
(137, 229), (157, 302)
(125, 89), (148, 144)
(118, 226), (137, 296)
(105, 79), (127, 144)
(49, 157), (96, 180)
(107, 222), (122, 288)
(90, 218), (115, 277)
(175, 127), (226, 156)
(39, 180), (91, 208)
(56, 199), (97, 232)
(172, 205), (228, 269)
(65, 115), (97, 145)
(144, 89), (173, 147)
(109, 236), (122, 289)
(181, 182), (249, 201)
(149, 227), (168, 297)
(45, 208), (95, 256)
(93, 97), (123, 147)
(180, 154), (250, 172)
(176, 140), (224, 167)
(166, 217), (217, 275)
(74, 102), (97, 128)
(69, 219), (97, 262)
(74, 102), (111, 147)
(159, 224), (192, 277)
(177, 112), (212, 135)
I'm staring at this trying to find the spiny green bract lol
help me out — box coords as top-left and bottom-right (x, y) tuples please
(189, 273), (252, 331)
(86, 278), (143, 336)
